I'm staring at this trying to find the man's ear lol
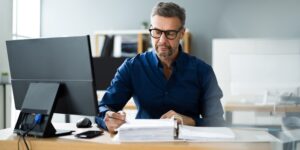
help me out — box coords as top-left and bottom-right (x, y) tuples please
(180, 27), (186, 39)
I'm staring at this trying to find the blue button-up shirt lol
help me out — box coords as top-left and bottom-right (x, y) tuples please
(95, 46), (225, 130)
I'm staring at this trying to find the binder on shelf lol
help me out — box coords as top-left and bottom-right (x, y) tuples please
(96, 35), (106, 57)
(112, 35), (140, 57)
(121, 42), (138, 57)
(101, 35), (115, 57)
(90, 34), (107, 57)
(120, 35), (139, 57)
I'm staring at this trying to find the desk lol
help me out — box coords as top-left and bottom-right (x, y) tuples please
(224, 102), (300, 124)
(0, 123), (277, 150)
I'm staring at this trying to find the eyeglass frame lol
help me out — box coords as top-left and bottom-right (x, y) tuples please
(148, 26), (183, 40)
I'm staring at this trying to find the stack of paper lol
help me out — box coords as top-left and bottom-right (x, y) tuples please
(117, 119), (176, 141)
(178, 125), (235, 140)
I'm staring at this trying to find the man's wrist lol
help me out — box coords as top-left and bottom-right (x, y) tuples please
(182, 115), (196, 126)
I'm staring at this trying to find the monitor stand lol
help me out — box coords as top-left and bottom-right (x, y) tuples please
(14, 83), (74, 137)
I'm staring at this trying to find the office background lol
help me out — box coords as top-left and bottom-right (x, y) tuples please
(2, 0), (300, 72)
(40, 0), (300, 64)
(1, 0), (300, 129)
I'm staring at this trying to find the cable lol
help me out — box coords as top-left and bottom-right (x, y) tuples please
(22, 135), (30, 150)
(18, 113), (28, 150)
(22, 123), (37, 150)
(18, 135), (21, 150)
(18, 113), (42, 150)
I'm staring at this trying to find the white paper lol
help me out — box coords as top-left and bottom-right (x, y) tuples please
(116, 119), (176, 141)
(178, 125), (235, 140)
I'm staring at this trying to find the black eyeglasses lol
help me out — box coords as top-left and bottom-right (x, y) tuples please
(149, 27), (183, 40)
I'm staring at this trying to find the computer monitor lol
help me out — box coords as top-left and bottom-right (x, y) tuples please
(93, 57), (127, 90)
(6, 35), (98, 137)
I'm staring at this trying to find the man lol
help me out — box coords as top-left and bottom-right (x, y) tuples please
(95, 2), (225, 133)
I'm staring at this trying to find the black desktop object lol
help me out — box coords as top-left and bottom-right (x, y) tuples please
(92, 57), (127, 90)
(6, 35), (98, 137)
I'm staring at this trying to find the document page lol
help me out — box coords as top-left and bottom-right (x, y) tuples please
(178, 125), (235, 140)
(117, 119), (176, 141)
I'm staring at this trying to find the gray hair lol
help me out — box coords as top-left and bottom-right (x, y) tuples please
(151, 2), (186, 26)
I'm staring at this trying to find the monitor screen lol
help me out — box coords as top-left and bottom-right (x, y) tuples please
(6, 35), (98, 116)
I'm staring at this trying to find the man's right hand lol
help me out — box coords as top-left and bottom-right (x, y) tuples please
(104, 110), (126, 133)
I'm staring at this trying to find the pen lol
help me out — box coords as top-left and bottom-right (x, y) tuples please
(106, 110), (127, 134)
(106, 109), (127, 122)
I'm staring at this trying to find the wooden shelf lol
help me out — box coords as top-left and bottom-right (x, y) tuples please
(92, 29), (191, 57)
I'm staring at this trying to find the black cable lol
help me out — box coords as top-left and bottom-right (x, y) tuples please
(18, 113), (28, 150)
(22, 121), (38, 150)
(18, 113), (39, 150)
(18, 136), (21, 150)
(22, 135), (30, 150)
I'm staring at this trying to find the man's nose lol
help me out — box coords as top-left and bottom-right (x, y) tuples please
(158, 32), (168, 43)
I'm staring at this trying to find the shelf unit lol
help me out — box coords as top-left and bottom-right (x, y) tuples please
(92, 29), (191, 57)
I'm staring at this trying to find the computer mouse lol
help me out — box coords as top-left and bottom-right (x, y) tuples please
(76, 117), (92, 128)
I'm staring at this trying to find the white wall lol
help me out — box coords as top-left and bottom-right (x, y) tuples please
(41, 0), (300, 64)
(0, 0), (12, 129)
(40, 0), (226, 63)
(216, 0), (300, 38)
(0, 0), (12, 73)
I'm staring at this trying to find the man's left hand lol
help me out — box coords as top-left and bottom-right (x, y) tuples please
(160, 110), (196, 126)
